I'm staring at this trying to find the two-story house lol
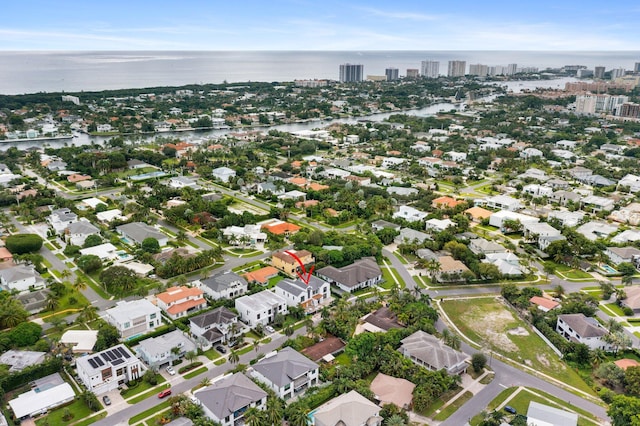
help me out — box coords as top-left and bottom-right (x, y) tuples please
(235, 290), (288, 327)
(105, 299), (162, 339)
(274, 276), (330, 313)
(197, 272), (248, 300)
(271, 250), (314, 277)
(156, 286), (207, 320)
(605, 246), (640, 266)
(76, 344), (144, 394)
(251, 347), (319, 399)
(189, 307), (239, 348)
(135, 330), (197, 370)
(556, 313), (612, 351)
(194, 373), (267, 426)
(316, 257), (382, 293)
(65, 219), (100, 247)
(47, 208), (78, 235)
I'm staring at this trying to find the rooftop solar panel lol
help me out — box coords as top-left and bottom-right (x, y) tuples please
(95, 357), (104, 366)
(101, 354), (110, 363)
(88, 358), (97, 368)
(118, 347), (131, 359)
(112, 358), (124, 366)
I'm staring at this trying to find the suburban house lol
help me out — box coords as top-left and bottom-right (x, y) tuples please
(0, 265), (44, 292)
(530, 296), (560, 312)
(620, 286), (640, 314)
(526, 401), (578, 426)
(464, 206), (493, 223)
(476, 194), (522, 211)
(105, 299), (162, 339)
(211, 166), (236, 183)
(399, 330), (470, 375)
(556, 314), (611, 350)
(15, 289), (50, 314)
(436, 256), (470, 282)
(605, 246), (640, 266)
(156, 286), (207, 320)
(59, 330), (98, 354)
(79, 242), (119, 261)
(369, 373), (415, 410)
(301, 336), (346, 363)
(222, 225), (267, 245)
(197, 272), (248, 300)
(312, 390), (382, 426)
(189, 307), (239, 348)
(9, 373), (75, 420)
(47, 207), (78, 234)
(358, 306), (403, 334)
(489, 210), (539, 231)
(243, 266), (280, 285)
(235, 290), (288, 327)
(261, 220), (301, 236)
(469, 238), (506, 255)
(371, 220), (401, 232)
(425, 218), (455, 233)
(576, 221), (619, 241)
(0, 350), (46, 372)
(316, 257), (382, 293)
(96, 208), (125, 223)
(394, 227), (431, 245)
(168, 176), (199, 189)
(274, 276), (330, 312)
(392, 205), (428, 222)
(135, 330), (197, 370)
(116, 222), (169, 246)
(194, 373), (267, 426)
(522, 222), (563, 250)
(65, 220), (100, 246)
(251, 347), (319, 399)
(76, 344), (145, 394)
(271, 250), (314, 276)
(482, 252), (524, 277)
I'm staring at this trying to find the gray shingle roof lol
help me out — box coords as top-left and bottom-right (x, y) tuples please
(252, 347), (318, 387)
(316, 257), (381, 289)
(558, 314), (607, 338)
(116, 222), (166, 244)
(400, 330), (469, 372)
(201, 272), (247, 293)
(189, 307), (237, 328)
(195, 373), (267, 420)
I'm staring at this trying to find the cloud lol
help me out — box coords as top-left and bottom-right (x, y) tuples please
(356, 6), (441, 21)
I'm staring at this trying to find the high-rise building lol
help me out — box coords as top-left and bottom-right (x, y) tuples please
(594, 66), (606, 79)
(447, 60), (466, 77)
(488, 66), (505, 76)
(634, 63), (640, 73)
(406, 69), (419, 79)
(610, 68), (626, 80)
(577, 69), (594, 78)
(385, 67), (399, 81)
(575, 94), (629, 115)
(506, 63), (518, 76)
(469, 64), (488, 77)
(619, 103), (640, 118)
(339, 64), (363, 83)
(421, 60), (440, 78)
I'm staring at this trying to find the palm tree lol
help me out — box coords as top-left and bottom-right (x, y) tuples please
(553, 285), (565, 299)
(284, 324), (295, 337)
(72, 277), (87, 292)
(185, 351), (197, 364)
(229, 350), (240, 364)
(287, 404), (311, 426)
(60, 269), (71, 281)
(199, 377), (211, 388)
(253, 340), (259, 354)
(265, 397), (284, 425)
(385, 415), (407, 426)
(46, 293), (60, 311)
(78, 305), (98, 323)
(590, 348), (607, 367)
(242, 406), (266, 426)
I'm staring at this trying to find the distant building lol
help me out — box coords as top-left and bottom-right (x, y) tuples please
(405, 69), (419, 78)
(447, 60), (466, 77)
(421, 60), (439, 78)
(595, 66), (606, 79)
(339, 64), (363, 83)
(385, 67), (399, 81)
(469, 63), (488, 76)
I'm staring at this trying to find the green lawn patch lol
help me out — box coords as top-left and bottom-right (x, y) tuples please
(380, 268), (397, 289)
(393, 252), (408, 264)
(35, 399), (93, 426)
(334, 353), (352, 366)
(120, 375), (166, 398)
(128, 401), (171, 425)
(72, 413), (107, 426)
(563, 270), (593, 280)
(635, 332), (640, 339)
(203, 349), (222, 361)
(128, 387), (164, 405)
(75, 271), (110, 299)
(45, 242), (56, 251)
(433, 391), (473, 421)
(605, 303), (627, 316)
(183, 366), (208, 379)
(231, 260), (264, 272)
(441, 298), (594, 396)
(214, 358), (226, 366)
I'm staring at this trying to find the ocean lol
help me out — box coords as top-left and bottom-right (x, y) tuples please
(0, 50), (639, 95)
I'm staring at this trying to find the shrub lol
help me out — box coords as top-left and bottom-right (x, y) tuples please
(5, 234), (43, 254)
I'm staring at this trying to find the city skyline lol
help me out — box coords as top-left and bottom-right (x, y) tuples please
(2, 0), (640, 51)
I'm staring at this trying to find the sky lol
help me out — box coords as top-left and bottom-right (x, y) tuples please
(2, 0), (640, 51)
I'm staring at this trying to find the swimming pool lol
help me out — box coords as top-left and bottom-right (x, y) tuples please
(601, 264), (618, 274)
(120, 236), (133, 245)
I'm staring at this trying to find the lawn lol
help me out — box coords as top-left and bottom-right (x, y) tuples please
(121, 375), (166, 399)
(380, 267), (404, 289)
(433, 391), (473, 421)
(441, 297), (594, 395)
(184, 366), (208, 379)
(231, 260), (264, 272)
(35, 399), (93, 426)
(605, 303), (627, 316)
(214, 358), (226, 366)
(128, 401), (171, 425)
(393, 252), (409, 264)
(203, 348), (222, 360)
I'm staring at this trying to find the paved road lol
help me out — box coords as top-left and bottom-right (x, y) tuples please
(93, 326), (307, 426)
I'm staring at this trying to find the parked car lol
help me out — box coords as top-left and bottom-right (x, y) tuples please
(504, 406), (517, 414)
(158, 389), (172, 399)
(265, 325), (275, 333)
(102, 395), (111, 406)
(215, 345), (227, 353)
(166, 366), (176, 376)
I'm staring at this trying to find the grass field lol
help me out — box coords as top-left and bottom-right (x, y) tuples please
(433, 391), (473, 421)
(441, 297), (594, 395)
(35, 399), (93, 426)
(128, 401), (171, 425)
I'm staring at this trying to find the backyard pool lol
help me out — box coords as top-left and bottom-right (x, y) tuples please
(600, 264), (618, 274)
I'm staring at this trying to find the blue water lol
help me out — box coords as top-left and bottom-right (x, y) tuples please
(130, 171), (168, 181)
(601, 264), (618, 274)
(120, 237), (133, 245)
(0, 50), (639, 95)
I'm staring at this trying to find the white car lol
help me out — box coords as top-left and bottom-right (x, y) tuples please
(166, 366), (176, 376)
(265, 325), (275, 334)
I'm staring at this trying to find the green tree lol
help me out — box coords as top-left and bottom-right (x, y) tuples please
(9, 322), (42, 347)
(141, 237), (161, 253)
(94, 324), (120, 351)
(5, 233), (43, 254)
(242, 406), (266, 426)
(76, 254), (102, 273)
(608, 394), (640, 426)
(265, 397), (284, 425)
(229, 350), (240, 364)
(625, 366), (640, 397)
(471, 353), (487, 373)
(82, 234), (103, 248)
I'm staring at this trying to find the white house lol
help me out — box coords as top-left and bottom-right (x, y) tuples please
(581, 195), (615, 212)
(0, 265), (43, 292)
(197, 271), (248, 300)
(316, 257), (383, 293)
(47, 208), (78, 234)
(393, 205), (428, 222)
(9, 373), (75, 419)
(222, 225), (267, 245)
(489, 210), (539, 231)
(556, 314), (611, 351)
(194, 373), (267, 426)
(189, 307), (239, 348)
(96, 209), (125, 223)
(527, 401), (578, 426)
(424, 218), (455, 233)
(274, 276), (330, 313)
(605, 247), (640, 266)
(483, 252), (524, 276)
(522, 222), (562, 250)
(212, 166), (236, 183)
(520, 147), (543, 159)
(445, 151), (467, 162)
(618, 174), (640, 193)
(135, 330), (197, 369)
(251, 347), (319, 399)
(76, 344), (145, 394)
(522, 184), (553, 198)
(66, 219), (100, 246)
(235, 290), (288, 327)
(105, 299), (162, 339)
(79, 242), (119, 261)
(116, 222), (169, 246)
(168, 176), (199, 189)
(477, 195), (523, 211)
(547, 210), (585, 227)
(576, 221), (619, 241)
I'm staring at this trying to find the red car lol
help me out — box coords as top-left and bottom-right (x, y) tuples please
(158, 389), (172, 399)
